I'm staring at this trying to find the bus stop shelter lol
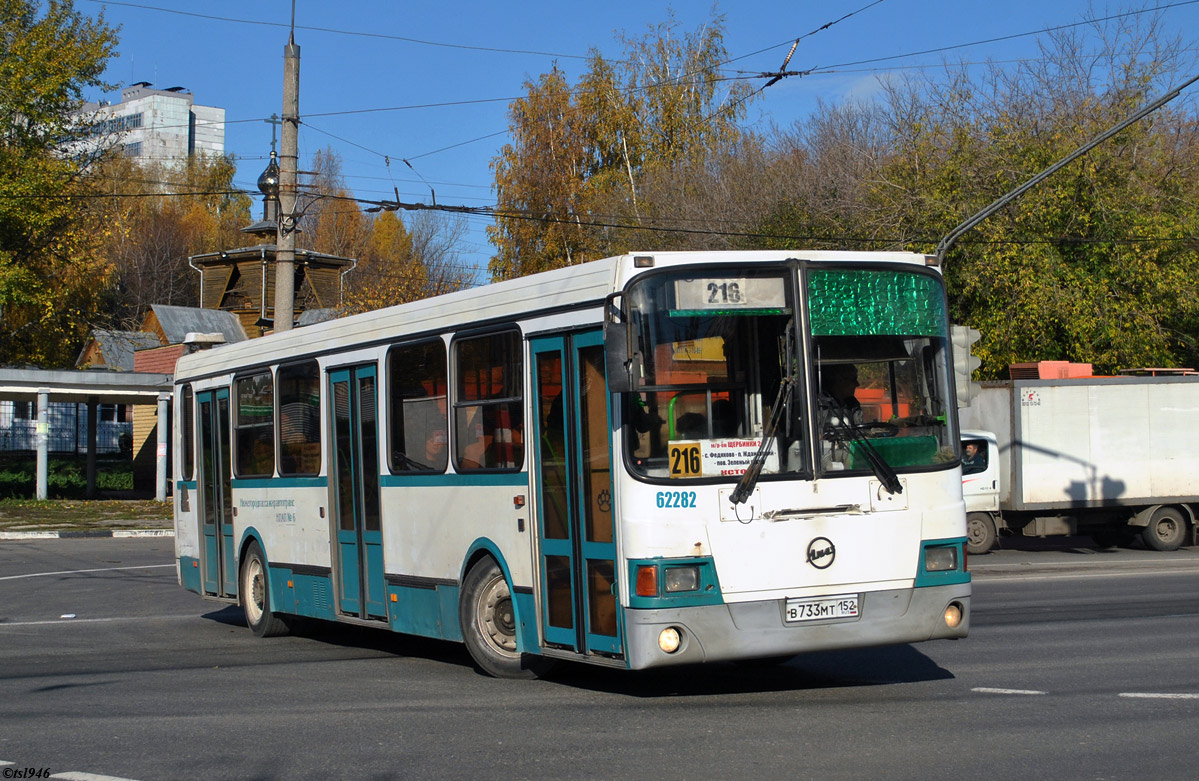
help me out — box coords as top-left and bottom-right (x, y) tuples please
(0, 368), (173, 501)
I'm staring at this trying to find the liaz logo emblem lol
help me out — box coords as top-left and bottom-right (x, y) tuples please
(806, 537), (835, 569)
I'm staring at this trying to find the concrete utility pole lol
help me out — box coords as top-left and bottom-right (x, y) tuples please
(274, 24), (300, 332)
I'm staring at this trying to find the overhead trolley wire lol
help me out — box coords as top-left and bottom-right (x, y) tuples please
(79, 0), (595, 60)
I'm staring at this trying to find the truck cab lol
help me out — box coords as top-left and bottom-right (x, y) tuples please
(961, 430), (1000, 553)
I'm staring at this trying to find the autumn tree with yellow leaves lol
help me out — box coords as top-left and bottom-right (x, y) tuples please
(92, 154), (251, 330)
(488, 13), (754, 280)
(296, 148), (474, 315)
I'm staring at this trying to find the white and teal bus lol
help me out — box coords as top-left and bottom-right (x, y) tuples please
(173, 250), (970, 678)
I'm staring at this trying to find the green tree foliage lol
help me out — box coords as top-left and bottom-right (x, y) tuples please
(488, 13), (754, 280)
(761, 16), (1199, 377)
(0, 0), (117, 366)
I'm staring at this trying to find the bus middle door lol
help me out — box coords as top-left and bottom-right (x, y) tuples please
(531, 331), (622, 658)
(328, 365), (386, 620)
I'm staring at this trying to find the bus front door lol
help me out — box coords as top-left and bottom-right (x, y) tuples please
(197, 388), (235, 597)
(329, 365), (386, 620)
(531, 331), (622, 658)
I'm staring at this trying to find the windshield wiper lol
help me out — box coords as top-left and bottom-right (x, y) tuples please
(731, 328), (796, 505)
(729, 375), (791, 505)
(824, 401), (903, 495)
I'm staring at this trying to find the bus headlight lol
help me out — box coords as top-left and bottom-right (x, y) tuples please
(924, 546), (959, 572)
(944, 602), (964, 629)
(658, 627), (682, 653)
(664, 566), (700, 593)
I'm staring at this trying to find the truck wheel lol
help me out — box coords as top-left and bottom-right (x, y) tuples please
(459, 559), (554, 679)
(966, 513), (997, 555)
(1141, 507), (1188, 552)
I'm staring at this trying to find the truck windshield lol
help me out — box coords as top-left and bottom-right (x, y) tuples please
(809, 267), (957, 476)
(622, 269), (802, 480)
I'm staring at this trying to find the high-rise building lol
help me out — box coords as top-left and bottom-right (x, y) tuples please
(68, 82), (224, 166)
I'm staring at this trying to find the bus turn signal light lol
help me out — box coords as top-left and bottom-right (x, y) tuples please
(636, 565), (658, 597)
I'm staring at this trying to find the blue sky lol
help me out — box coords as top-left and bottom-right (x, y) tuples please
(79, 1), (1199, 278)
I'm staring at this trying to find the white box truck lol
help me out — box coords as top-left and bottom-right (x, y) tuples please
(959, 376), (1199, 554)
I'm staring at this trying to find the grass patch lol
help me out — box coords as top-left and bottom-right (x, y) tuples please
(0, 498), (172, 531)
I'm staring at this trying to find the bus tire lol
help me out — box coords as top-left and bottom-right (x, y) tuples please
(459, 559), (552, 679)
(241, 540), (291, 638)
(966, 513), (997, 555)
(1141, 507), (1188, 552)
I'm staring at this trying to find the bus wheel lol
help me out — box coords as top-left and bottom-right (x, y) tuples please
(966, 513), (997, 555)
(241, 540), (291, 638)
(1141, 507), (1188, 552)
(459, 559), (552, 679)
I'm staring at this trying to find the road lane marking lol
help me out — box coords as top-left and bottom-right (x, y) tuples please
(1118, 692), (1199, 699)
(974, 568), (1199, 583)
(0, 564), (173, 581)
(972, 687), (1047, 695)
(0, 767), (137, 781)
(0, 615), (197, 627)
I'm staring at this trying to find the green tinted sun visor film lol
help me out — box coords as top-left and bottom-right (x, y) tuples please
(807, 269), (946, 337)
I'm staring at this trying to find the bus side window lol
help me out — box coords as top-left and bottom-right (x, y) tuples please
(388, 339), (448, 473)
(235, 370), (275, 478)
(180, 385), (194, 481)
(278, 361), (320, 475)
(452, 330), (524, 472)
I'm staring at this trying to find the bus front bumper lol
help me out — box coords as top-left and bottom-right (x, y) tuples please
(622, 583), (970, 670)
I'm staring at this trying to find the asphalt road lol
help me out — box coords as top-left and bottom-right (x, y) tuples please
(1, 538), (1197, 780)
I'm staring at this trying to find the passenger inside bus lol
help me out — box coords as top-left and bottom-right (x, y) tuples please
(425, 428), (447, 465)
(675, 411), (707, 440)
(711, 398), (738, 437)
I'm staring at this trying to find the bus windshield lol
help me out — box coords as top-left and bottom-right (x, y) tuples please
(622, 264), (957, 482)
(808, 267), (957, 477)
(623, 268), (800, 480)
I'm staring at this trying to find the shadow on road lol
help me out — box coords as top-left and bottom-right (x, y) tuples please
(200, 603), (951, 694)
(992, 535), (1151, 554)
(545, 643), (954, 697)
(200, 604), (478, 670)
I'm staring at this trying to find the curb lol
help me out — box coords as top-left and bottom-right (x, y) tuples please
(0, 529), (174, 540)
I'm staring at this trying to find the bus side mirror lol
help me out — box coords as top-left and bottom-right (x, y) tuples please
(603, 292), (636, 394)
